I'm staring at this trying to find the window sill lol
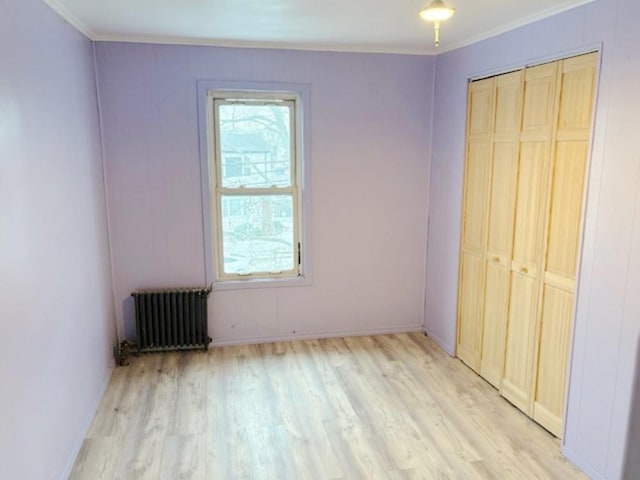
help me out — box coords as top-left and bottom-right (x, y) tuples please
(211, 275), (312, 292)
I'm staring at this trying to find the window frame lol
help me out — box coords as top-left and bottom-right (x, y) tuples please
(207, 90), (304, 283)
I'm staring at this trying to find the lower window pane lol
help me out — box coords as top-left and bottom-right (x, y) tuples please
(220, 195), (295, 275)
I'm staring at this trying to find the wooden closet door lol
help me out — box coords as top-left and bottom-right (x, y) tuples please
(480, 71), (523, 388)
(501, 61), (559, 413)
(532, 53), (598, 436)
(457, 78), (495, 371)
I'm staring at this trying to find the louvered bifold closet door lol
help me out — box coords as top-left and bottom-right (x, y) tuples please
(479, 70), (523, 389)
(532, 53), (598, 436)
(500, 61), (560, 413)
(456, 77), (495, 371)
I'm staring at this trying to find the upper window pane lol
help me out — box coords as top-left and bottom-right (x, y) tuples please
(218, 102), (292, 188)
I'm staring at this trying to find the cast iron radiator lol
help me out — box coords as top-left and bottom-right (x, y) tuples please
(132, 287), (212, 352)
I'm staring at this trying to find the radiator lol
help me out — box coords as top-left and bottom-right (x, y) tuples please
(131, 287), (212, 352)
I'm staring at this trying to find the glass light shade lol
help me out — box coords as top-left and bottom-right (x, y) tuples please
(419, 0), (456, 22)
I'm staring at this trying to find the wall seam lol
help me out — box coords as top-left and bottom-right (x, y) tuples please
(422, 55), (439, 332)
(91, 41), (120, 343)
(603, 159), (640, 477)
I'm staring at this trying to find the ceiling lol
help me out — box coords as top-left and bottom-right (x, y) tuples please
(44, 0), (594, 55)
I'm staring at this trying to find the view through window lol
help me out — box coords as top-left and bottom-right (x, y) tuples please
(211, 94), (302, 280)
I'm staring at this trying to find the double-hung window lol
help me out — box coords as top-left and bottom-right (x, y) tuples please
(209, 92), (302, 281)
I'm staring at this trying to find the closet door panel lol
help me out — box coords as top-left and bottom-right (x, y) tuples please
(478, 71), (522, 389)
(501, 61), (557, 416)
(501, 272), (537, 412)
(494, 71), (524, 138)
(457, 77), (495, 369)
(480, 261), (510, 387)
(521, 62), (558, 135)
(457, 252), (485, 370)
(545, 142), (588, 279)
(557, 54), (597, 134)
(511, 142), (548, 276)
(481, 141), (519, 387)
(468, 79), (495, 137)
(486, 143), (518, 259)
(462, 142), (491, 252)
(533, 285), (573, 436)
(532, 52), (597, 437)
(457, 141), (491, 370)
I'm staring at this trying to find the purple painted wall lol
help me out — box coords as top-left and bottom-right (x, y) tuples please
(424, 0), (640, 478)
(0, 1), (116, 478)
(95, 43), (435, 344)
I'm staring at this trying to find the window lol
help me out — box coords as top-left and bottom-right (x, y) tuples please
(209, 92), (303, 281)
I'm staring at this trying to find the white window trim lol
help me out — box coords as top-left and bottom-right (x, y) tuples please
(197, 81), (312, 291)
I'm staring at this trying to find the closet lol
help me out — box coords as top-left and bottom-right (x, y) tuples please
(456, 52), (598, 437)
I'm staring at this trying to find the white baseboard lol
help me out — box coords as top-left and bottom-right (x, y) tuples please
(562, 445), (605, 480)
(59, 361), (115, 480)
(209, 324), (423, 347)
(423, 329), (456, 356)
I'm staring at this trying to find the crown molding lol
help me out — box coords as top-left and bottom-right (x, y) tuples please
(90, 34), (436, 56)
(435, 0), (596, 54)
(42, 0), (97, 39)
(42, 0), (595, 56)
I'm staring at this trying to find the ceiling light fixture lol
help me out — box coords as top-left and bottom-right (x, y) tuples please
(419, 0), (456, 47)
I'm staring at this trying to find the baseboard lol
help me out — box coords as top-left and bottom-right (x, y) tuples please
(562, 445), (605, 480)
(209, 324), (423, 347)
(59, 361), (115, 480)
(423, 329), (456, 356)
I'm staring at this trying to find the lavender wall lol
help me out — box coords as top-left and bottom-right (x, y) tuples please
(0, 1), (115, 478)
(624, 336), (640, 478)
(96, 43), (435, 345)
(424, 0), (640, 478)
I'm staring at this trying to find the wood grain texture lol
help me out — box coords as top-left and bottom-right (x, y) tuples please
(480, 70), (523, 389)
(457, 77), (495, 371)
(502, 273), (538, 411)
(531, 52), (598, 436)
(70, 334), (585, 480)
(457, 251), (485, 371)
(462, 142), (492, 253)
(480, 261), (510, 388)
(501, 61), (559, 417)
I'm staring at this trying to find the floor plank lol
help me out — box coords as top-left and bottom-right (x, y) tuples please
(70, 333), (586, 479)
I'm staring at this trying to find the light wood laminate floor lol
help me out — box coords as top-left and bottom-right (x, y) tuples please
(70, 333), (586, 479)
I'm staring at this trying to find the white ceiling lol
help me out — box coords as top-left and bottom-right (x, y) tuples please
(44, 0), (594, 55)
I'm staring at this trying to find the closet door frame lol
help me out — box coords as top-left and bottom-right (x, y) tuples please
(455, 48), (602, 439)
